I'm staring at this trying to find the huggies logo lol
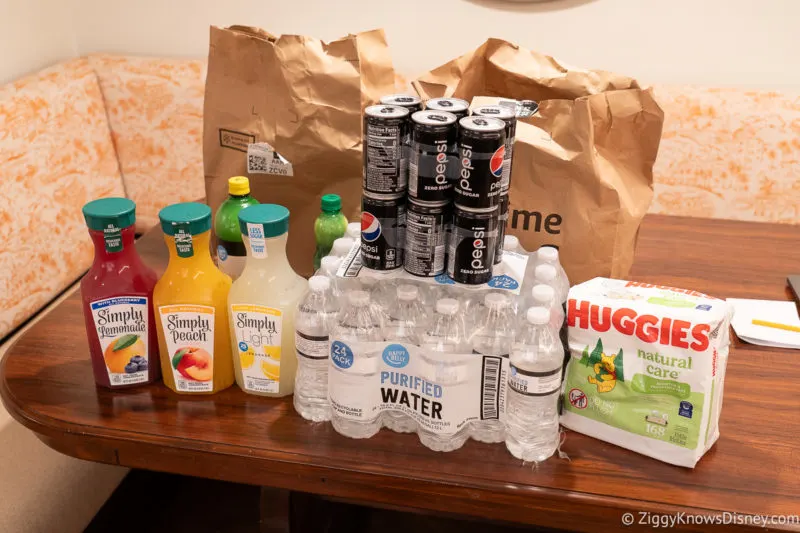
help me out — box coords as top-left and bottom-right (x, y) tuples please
(567, 299), (711, 352)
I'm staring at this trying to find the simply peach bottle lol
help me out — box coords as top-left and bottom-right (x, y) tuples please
(228, 204), (305, 397)
(154, 202), (234, 394)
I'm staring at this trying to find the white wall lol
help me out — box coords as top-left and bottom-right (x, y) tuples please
(0, 0), (78, 84)
(71, 0), (799, 89)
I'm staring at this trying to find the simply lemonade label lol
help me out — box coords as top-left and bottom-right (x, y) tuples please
(90, 296), (149, 386)
(231, 304), (282, 393)
(327, 341), (508, 435)
(560, 278), (732, 467)
(159, 305), (215, 392)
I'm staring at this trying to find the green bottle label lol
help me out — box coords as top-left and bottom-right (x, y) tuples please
(174, 226), (194, 258)
(103, 224), (123, 253)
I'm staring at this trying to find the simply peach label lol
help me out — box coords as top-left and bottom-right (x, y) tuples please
(230, 304), (282, 394)
(90, 296), (149, 386)
(159, 304), (215, 392)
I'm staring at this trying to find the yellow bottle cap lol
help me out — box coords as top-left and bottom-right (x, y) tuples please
(228, 176), (250, 196)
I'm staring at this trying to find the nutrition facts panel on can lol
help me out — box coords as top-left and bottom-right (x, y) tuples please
(405, 209), (446, 276)
(365, 124), (407, 193)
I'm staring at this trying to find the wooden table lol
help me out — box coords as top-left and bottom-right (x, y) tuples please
(2, 215), (799, 532)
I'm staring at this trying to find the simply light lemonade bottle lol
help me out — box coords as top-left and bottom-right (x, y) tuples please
(229, 204), (306, 397)
(154, 202), (234, 394)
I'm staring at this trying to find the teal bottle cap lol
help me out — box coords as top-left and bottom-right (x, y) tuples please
(82, 197), (136, 231)
(320, 194), (341, 213)
(238, 204), (290, 238)
(158, 202), (212, 236)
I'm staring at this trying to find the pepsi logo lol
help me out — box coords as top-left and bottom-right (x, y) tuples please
(436, 152), (447, 163)
(490, 146), (506, 178)
(361, 212), (382, 242)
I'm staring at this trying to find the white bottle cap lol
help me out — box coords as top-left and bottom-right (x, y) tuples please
(484, 292), (509, 309)
(503, 235), (519, 251)
(526, 306), (551, 325)
(397, 284), (418, 301)
(331, 237), (355, 257)
(348, 290), (370, 307)
(436, 298), (459, 315)
(308, 275), (331, 292)
(320, 256), (342, 276)
(534, 263), (558, 284)
(537, 246), (559, 263)
(531, 284), (556, 306)
(345, 222), (361, 240)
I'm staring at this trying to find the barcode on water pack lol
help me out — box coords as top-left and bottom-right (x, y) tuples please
(480, 356), (502, 420)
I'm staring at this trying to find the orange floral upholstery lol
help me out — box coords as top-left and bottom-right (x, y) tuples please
(652, 85), (800, 223)
(89, 55), (206, 231)
(0, 58), (125, 339)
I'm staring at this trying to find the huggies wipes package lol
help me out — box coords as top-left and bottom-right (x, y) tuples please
(560, 278), (733, 468)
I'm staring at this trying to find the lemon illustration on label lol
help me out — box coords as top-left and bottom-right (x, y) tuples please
(261, 358), (280, 381)
(239, 346), (255, 369)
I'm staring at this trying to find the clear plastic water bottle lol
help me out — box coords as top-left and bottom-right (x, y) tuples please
(419, 298), (471, 452)
(345, 222), (361, 240)
(531, 283), (569, 371)
(331, 237), (356, 258)
(294, 276), (339, 422)
(503, 235), (525, 254)
(506, 307), (563, 462)
(470, 292), (514, 443)
(383, 284), (427, 433)
(534, 263), (568, 305)
(535, 246), (569, 303)
(330, 290), (385, 438)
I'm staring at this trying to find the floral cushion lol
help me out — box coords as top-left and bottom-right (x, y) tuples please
(652, 85), (800, 223)
(0, 58), (125, 339)
(89, 55), (206, 231)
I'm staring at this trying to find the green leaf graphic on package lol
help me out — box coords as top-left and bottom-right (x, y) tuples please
(578, 338), (625, 393)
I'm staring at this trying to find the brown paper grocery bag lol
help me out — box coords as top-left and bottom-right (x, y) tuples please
(203, 26), (395, 276)
(414, 39), (664, 284)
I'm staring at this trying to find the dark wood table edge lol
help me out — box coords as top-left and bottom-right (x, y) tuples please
(3, 352), (790, 533)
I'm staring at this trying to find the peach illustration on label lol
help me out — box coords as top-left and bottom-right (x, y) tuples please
(172, 347), (213, 382)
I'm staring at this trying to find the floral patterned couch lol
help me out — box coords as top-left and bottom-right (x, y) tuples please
(0, 54), (797, 532)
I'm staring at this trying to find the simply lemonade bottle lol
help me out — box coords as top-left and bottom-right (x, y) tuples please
(154, 202), (234, 394)
(229, 204), (306, 397)
(80, 198), (160, 388)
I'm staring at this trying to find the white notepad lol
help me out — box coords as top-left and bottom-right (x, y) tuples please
(727, 298), (800, 349)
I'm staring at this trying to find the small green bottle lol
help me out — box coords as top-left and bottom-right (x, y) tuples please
(215, 176), (260, 279)
(313, 194), (348, 271)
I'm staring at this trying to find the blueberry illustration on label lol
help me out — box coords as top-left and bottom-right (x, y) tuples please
(331, 341), (354, 369)
(382, 344), (409, 369)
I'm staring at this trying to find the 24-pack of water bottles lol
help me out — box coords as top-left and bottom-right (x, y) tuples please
(293, 95), (573, 461)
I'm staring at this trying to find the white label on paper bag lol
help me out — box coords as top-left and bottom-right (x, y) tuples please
(247, 142), (294, 176)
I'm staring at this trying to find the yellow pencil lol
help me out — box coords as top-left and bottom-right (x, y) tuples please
(752, 319), (800, 333)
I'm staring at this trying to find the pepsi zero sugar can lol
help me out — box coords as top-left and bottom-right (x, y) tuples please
(363, 105), (409, 194)
(361, 192), (406, 270)
(408, 111), (457, 202)
(447, 204), (499, 285)
(380, 94), (422, 115)
(494, 193), (509, 265)
(425, 97), (469, 121)
(455, 116), (506, 209)
(404, 198), (450, 277)
(472, 105), (517, 194)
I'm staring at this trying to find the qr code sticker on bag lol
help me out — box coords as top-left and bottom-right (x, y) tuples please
(248, 153), (269, 173)
(247, 143), (294, 176)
